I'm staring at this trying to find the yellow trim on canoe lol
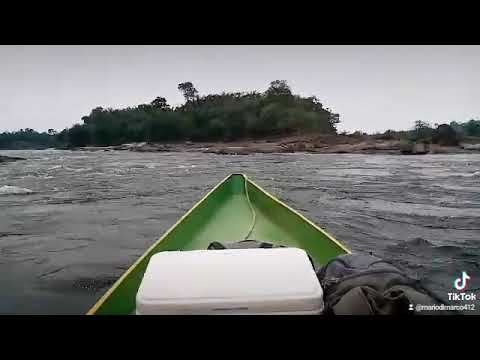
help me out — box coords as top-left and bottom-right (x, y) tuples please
(245, 175), (351, 255)
(86, 174), (233, 315)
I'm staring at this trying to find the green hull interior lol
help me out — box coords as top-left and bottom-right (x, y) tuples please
(89, 174), (349, 315)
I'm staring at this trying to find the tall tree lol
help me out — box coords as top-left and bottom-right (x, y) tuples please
(265, 80), (292, 97)
(178, 82), (198, 103)
(411, 120), (433, 142)
(414, 120), (431, 130)
(150, 97), (170, 111)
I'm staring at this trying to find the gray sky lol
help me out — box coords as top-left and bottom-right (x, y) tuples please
(0, 45), (479, 133)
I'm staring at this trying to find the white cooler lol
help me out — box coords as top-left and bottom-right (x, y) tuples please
(136, 247), (324, 315)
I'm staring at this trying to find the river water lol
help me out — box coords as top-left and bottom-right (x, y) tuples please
(1, 150), (479, 314)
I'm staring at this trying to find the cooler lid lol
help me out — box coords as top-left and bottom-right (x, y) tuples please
(136, 247), (323, 314)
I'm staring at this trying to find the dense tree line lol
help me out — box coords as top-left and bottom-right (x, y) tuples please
(0, 128), (59, 149)
(58, 80), (340, 147)
(375, 119), (480, 146)
(450, 119), (480, 138)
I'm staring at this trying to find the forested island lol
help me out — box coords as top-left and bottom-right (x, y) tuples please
(1, 80), (480, 155)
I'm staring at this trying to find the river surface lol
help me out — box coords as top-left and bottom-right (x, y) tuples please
(1, 150), (479, 314)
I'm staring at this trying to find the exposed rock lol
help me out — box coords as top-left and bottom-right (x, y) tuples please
(204, 143), (284, 155)
(63, 136), (480, 156)
(0, 155), (26, 163)
(280, 142), (309, 152)
(401, 142), (429, 155)
(73, 146), (114, 152)
(207, 148), (252, 155)
(460, 143), (480, 151)
(412, 142), (429, 154)
(314, 141), (397, 154)
(112, 144), (131, 150)
(129, 142), (171, 152)
(428, 144), (465, 154)
(373, 141), (403, 150)
(0, 185), (33, 194)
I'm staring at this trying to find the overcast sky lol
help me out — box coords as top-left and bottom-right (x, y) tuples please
(0, 45), (479, 133)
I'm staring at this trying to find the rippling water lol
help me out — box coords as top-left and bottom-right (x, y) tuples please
(1, 150), (479, 314)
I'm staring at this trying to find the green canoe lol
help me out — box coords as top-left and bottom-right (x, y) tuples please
(87, 173), (350, 315)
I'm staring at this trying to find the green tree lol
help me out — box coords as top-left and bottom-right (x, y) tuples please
(178, 82), (198, 103)
(432, 124), (458, 146)
(265, 80), (292, 97)
(150, 97), (170, 111)
(464, 119), (480, 136)
(411, 120), (433, 142)
(67, 124), (90, 147)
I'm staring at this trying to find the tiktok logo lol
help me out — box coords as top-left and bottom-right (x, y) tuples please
(454, 271), (470, 291)
(448, 272), (475, 301)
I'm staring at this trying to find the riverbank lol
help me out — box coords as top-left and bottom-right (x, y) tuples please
(69, 134), (480, 155)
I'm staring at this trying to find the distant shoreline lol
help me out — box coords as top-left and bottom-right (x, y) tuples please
(63, 134), (480, 155)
